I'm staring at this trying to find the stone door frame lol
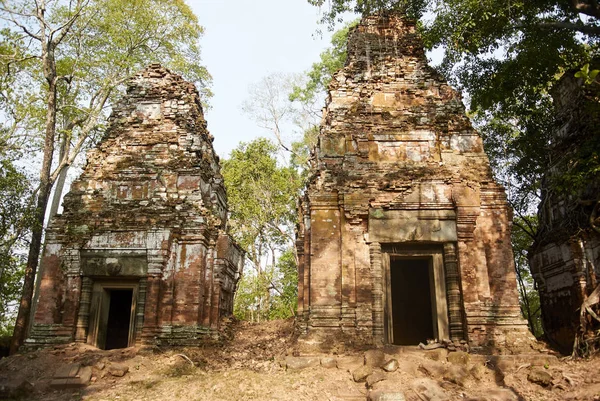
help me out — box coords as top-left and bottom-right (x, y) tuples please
(86, 280), (140, 349)
(370, 242), (465, 344)
(382, 248), (449, 344)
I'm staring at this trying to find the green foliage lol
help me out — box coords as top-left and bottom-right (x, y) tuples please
(233, 248), (298, 321)
(512, 216), (543, 338)
(551, 131), (600, 197)
(223, 139), (302, 321)
(308, 0), (427, 27)
(71, 0), (212, 99)
(426, 1), (597, 216)
(575, 63), (600, 85)
(0, 0), (212, 165)
(269, 249), (299, 320)
(0, 158), (33, 334)
(290, 21), (356, 104)
(222, 138), (300, 255)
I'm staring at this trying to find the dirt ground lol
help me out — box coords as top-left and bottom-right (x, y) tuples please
(0, 319), (599, 401)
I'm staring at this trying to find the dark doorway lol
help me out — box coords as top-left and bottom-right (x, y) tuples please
(104, 289), (133, 350)
(390, 258), (434, 345)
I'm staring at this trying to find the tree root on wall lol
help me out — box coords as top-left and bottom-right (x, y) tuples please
(572, 283), (600, 357)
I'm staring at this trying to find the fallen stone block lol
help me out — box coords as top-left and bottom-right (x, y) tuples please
(469, 363), (487, 381)
(284, 356), (320, 370)
(320, 356), (337, 368)
(527, 367), (553, 387)
(0, 379), (34, 399)
(382, 358), (399, 372)
(337, 355), (365, 372)
(425, 348), (449, 362)
(418, 360), (447, 379)
(50, 364), (92, 389)
(353, 365), (374, 383)
(443, 365), (470, 387)
(365, 349), (386, 368)
(368, 390), (406, 401)
(410, 378), (449, 401)
(447, 351), (470, 366)
(367, 371), (386, 388)
(108, 363), (129, 377)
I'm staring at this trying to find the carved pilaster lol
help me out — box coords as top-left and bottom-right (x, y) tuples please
(136, 278), (147, 341)
(455, 207), (479, 241)
(75, 277), (93, 342)
(370, 241), (384, 343)
(443, 242), (465, 341)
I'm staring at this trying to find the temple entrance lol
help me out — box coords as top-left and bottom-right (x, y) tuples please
(390, 258), (434, 345)
(104, 289), (133, 349)
(88, 282), (138, 350)
(382, 246), (450, 345)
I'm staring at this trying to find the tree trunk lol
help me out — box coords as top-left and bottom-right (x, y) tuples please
(10, 40), (58, 354)
(48, 133), (70, 219)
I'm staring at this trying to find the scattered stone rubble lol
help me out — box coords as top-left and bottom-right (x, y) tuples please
(27, 64), (244, 348)
(297, 13), (532, 352)
(281, 348), (561, 401)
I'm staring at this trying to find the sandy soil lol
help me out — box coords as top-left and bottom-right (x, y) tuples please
(0, 319), (599, 401)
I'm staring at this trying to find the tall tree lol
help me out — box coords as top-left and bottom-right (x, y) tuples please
(222, 138), (302, 321)
(0, 157), (33, 336)
(242, 73), (305, 159)
(236, 24), (359, 320)
(0, 0), (211, 353)
(512, 216), (543, 338)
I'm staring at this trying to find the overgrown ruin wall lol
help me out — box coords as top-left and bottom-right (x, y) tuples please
(529, 69), (600, 353)
(27, 65), (243, 348)
(297, 14), (532, 352)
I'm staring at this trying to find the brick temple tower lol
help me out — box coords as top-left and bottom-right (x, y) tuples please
(27, 65), (243, 349)
(297, 14), (532, 352)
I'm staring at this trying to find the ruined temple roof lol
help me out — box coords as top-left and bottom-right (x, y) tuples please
(53, 64), (228, 240)
(311, 13), (492, 198)
(344, 13), (426, 70)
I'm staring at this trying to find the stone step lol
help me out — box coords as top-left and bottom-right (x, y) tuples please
(50, 363), (92, 389)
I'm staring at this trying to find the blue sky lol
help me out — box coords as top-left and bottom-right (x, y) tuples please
(189, 0), (339, 158)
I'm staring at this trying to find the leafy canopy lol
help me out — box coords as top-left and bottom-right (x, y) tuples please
(222, 138), (302, 321)
(0, 158), (33, 333)
(222, 138), (301, 256)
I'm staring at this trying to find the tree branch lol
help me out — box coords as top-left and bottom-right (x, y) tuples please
(0, 6), (42, 41)
(51, 0), (91, 46)
(535, 20), (600, 36)
(571, 0), (600, 19)
(49, 87), (112, 184)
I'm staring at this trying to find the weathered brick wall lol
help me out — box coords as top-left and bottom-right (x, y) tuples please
(298, 14), (531, 352)
(27, 65), (243, 348)
(530, 69), (600, 353)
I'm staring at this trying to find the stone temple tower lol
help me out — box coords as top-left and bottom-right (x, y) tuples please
(27, 65), (243, 349)
(297, 14), (532, 351)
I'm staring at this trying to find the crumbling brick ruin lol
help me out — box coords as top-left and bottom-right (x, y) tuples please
(529, 68), (600, 353)
(27, 65), (243, 349)
(297, 14), (532, 352)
